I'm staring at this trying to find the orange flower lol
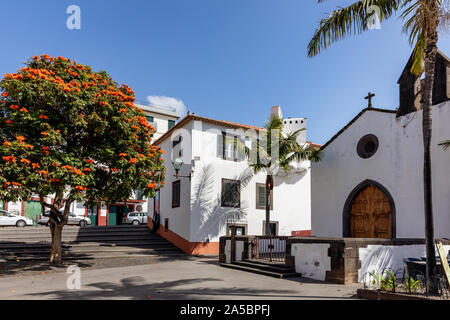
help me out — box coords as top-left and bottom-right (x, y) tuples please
(129, 158), (137, 164)
(32, 163), (40, 169)
(85, 159), (95, 164)
(2, 140), (11, 147)
(146, 182), (157, 189)
(20, 158), (31, 164)
(74, 186), (87, 191)
(39, 114), (49, 120)
(32, 55), (40, 60)
(160, 150), (165, 154)
(16, 136), (26, 143)
(5, 120), (13, 124)
(3, 156), (16, 163)
(19, 107), (28, 113)
(1, 92), (9, 97)
(83, 168), (91, 172)
(111, 168), (119, 172)
(41, 132), (49, 136)
(11, 182), (21, 186)
(38, 170), (49, 175)
(119, 153), (127, 157)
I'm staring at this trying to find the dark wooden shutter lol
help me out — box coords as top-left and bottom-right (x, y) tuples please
(217, 133), (224, 158)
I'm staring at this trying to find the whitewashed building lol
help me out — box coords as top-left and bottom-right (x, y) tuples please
(148, 106), (319, 255)
(135, 103), (180, 140)
(311, 50), (450, 239)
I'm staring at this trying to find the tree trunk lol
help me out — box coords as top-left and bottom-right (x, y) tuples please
(49, 222), (64, 265)
(265, 175), (273, 236)
(421, 18), (439, 294)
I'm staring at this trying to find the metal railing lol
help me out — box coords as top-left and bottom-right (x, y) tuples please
(251, 235), (288, 262)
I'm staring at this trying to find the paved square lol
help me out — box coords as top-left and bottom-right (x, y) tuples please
(0, 257), (361, 300)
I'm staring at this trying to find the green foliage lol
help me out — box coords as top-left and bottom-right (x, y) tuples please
(369, 270), (397, 292)
(308, 0), (444, 76)
(405, 276), (422, 293)
(0, 55), (165, 206)
(245, 114), (322, 175)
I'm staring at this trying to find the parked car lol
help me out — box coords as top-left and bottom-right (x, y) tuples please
(38, 211), (91, 226)
(0, 210), (34, 227)
(122, 211), (148, 225)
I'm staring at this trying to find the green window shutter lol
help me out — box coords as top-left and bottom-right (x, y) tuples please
(168, 120), (176, 130)
(258, 186), (266, 207)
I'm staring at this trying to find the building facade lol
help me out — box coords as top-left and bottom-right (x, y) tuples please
(148, 107), (318, 255)
(311, 50), (450, 239)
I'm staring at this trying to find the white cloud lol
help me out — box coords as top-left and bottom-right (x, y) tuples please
(146, 95), (187, 117)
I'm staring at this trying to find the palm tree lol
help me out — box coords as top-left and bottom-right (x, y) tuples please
(308, 0), (448, 294)
(244, 115), (321, 236)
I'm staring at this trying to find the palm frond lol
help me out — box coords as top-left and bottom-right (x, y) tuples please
(308, 0), (405, 57)
(439, 140), (450, 150)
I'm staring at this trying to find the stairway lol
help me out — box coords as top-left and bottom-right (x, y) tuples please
(220, 259), (301, 279)
(0, 225), (185, 262)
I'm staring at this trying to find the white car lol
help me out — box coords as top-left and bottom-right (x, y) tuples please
(0, 210), (34, 227)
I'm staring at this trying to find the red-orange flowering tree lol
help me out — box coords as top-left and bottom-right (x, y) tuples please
(0, 55), (165, 264)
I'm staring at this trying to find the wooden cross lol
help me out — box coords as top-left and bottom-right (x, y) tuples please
(365, 92), (375, 109)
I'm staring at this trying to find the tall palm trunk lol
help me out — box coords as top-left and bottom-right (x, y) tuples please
(422, 26), (439, 294)
(265, 174), (273, 236)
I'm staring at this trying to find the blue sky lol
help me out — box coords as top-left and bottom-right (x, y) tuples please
(1, 0), (449, 145)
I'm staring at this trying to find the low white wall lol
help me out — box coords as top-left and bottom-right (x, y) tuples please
(358, 244), (450, 283)
(224, 239), (244, 264)
(291, 243), (331, 281)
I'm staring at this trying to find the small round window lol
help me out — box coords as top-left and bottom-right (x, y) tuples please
(357, 134), (379, 159)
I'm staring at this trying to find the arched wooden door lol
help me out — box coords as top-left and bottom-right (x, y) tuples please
(349, 185), (392, 238)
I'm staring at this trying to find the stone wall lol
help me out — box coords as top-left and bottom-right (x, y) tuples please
(286, 237), (450, 284)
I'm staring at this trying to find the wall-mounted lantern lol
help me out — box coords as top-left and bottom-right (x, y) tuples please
(172, 158), (191, 181)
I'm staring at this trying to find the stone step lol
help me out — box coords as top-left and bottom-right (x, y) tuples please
(219, 262), (301, 279)
(0, 243), (180, 253)
(0, 247), (183, 256)
(234, 260), (294, 273)
(0, 241), (173, 250)
(0, 235), (161, 243)
(0, 225), (149, 233)
(2, 251), (186, 262)
(0, 232), (158, 241)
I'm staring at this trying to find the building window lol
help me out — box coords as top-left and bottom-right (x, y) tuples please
(256, 183), (273, 210)
(173, 135), (183, 157)
(172, 180), (180, 208)
(136, 190), (145, 200)
(168, 120), (176, 130)
(221, 179), (240, 208)
(146, 116), (154, 123)
(226, 223), (247, 236)
(357, 134), (379, 159)
(262, 221), (279, 236)
(222, 132), (238, 161)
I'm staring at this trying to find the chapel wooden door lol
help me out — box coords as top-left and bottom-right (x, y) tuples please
(349, 185), (392, 238)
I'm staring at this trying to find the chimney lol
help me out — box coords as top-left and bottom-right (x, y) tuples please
(271, 105), (283, 119)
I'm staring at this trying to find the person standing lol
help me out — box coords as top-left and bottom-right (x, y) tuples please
(152, 210), (160, 234)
